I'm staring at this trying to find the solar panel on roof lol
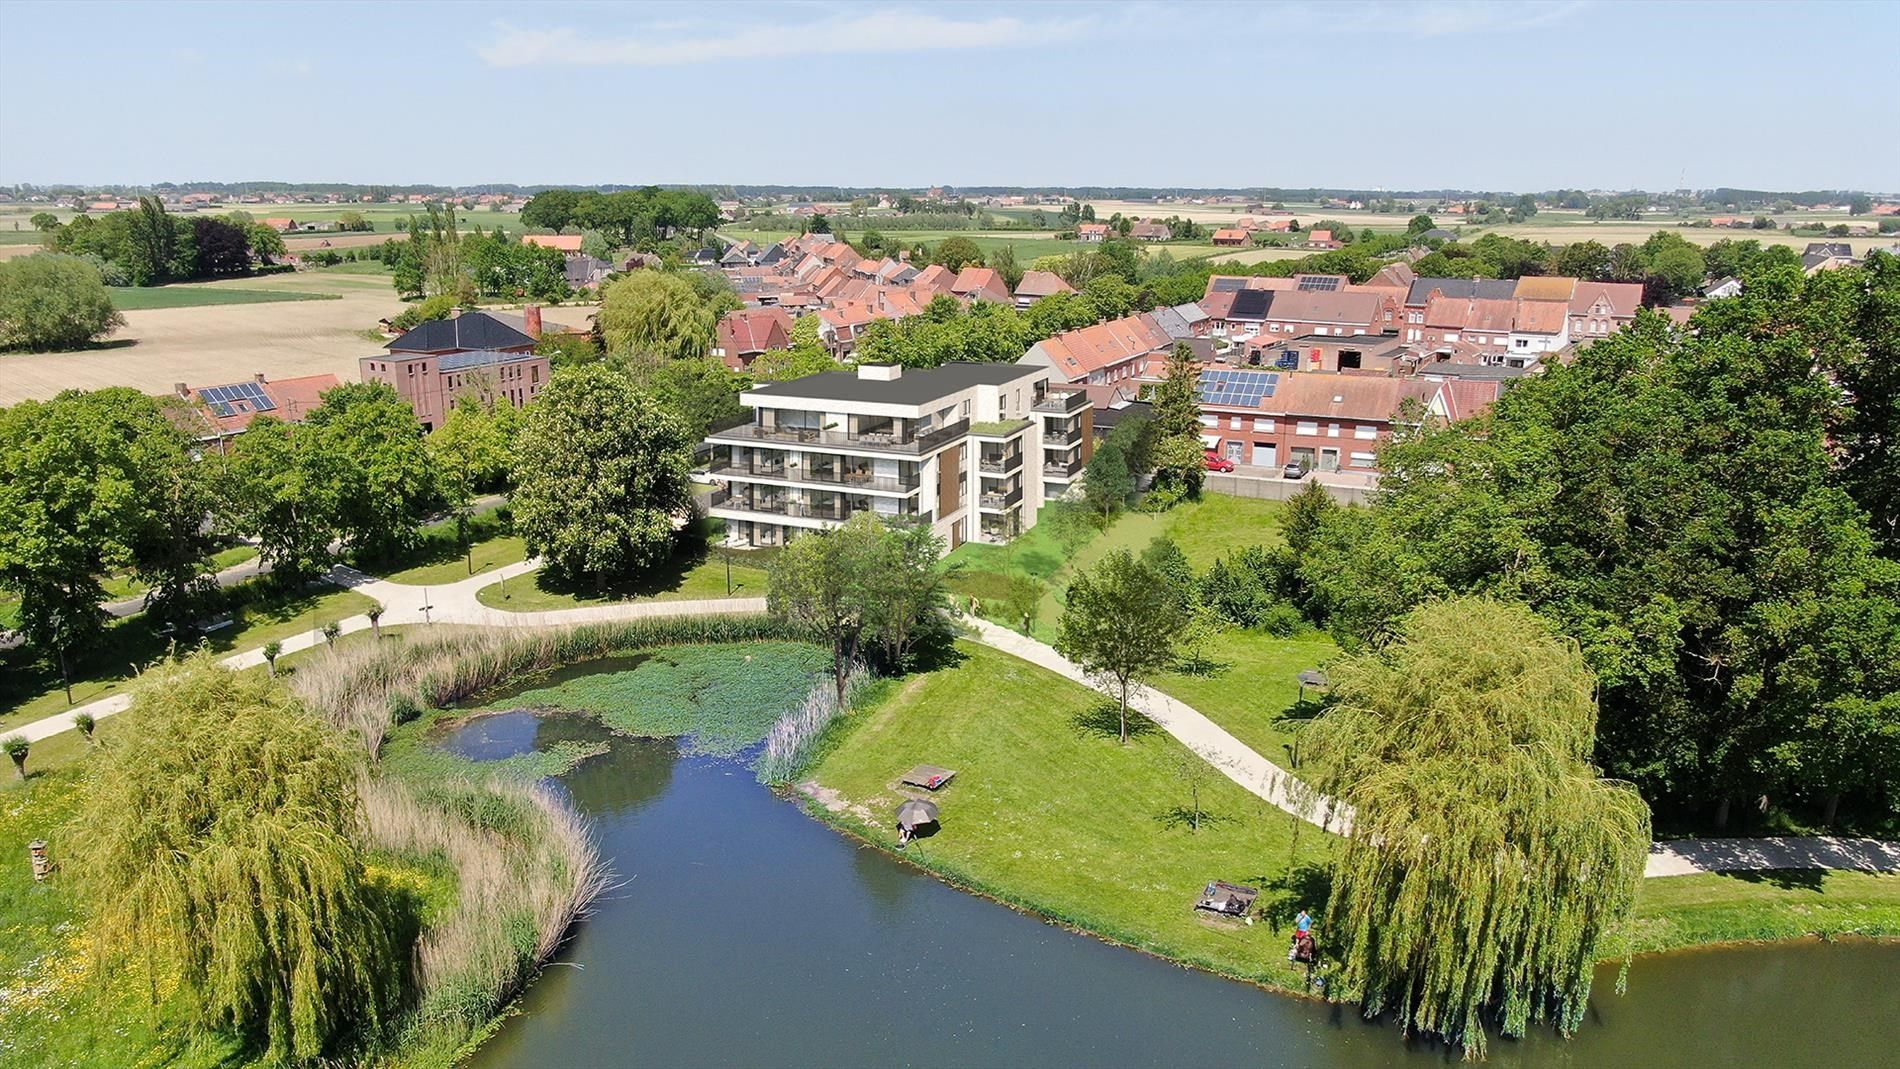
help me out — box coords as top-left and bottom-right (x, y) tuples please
(1296, 275), (1342, 292)
(1196, 368), (1279, 407)
(197, 381), (275, 415)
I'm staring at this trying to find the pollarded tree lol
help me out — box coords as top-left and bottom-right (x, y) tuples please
(1055, 548), (1189, 743)
(70, 652), (400, 1062)
(1301, 597), (1651, 1058)
(0, 253), (124, 351)
(512, 363), (693, 587)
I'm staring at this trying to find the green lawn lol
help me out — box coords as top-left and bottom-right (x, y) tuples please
(475, 521), (770, 611)
(0, 585), (378, 731)
(947, 492), (1294, 642)
(1624, 870), (1900, 955)
(108, 285), (342, 310)
(1153, 628), (1338, 766)
(805, 640), (1338, 989)
(363, 508), (528, 587)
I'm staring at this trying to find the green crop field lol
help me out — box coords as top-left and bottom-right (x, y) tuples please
(107, 285), (341, 310)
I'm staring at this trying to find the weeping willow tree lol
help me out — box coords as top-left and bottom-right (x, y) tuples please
(1301, 597), (1651, 1058)
(69, 651), (400, 1064)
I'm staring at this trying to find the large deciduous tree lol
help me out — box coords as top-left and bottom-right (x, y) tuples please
(1297, 257), (1900, 825)
(512, 364), (693, 587)
(300, 382), (435, 560)
(0, 388), (208, 684)
(766, 512), (945, 701)
(71, 653), (400, 1063)
(1055, 548), (1188, 743)
(597, 269), (719, 361)
(0, 253), (124, 351)
(1302, 597), (1650, 1059)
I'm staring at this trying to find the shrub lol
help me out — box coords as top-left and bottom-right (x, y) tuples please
(1258, 601), (1307, 637)
(2, 734), (27, 780)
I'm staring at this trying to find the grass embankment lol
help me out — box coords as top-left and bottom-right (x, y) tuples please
(0, 583), (378, 732)
(947, 492), (1340, 754)
(108, 285), (341, 310)
(475, 518), (770, 611)
(803, 640), (1900, 1000)
(802, 640), (1338, 990)
(1625, 870), (1900, 954)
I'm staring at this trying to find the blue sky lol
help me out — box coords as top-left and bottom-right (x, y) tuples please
(4, 0), (1895, 192)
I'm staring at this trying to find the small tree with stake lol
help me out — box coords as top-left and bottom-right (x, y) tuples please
(367, 605), (384, 642)
(262, 640), (282, 678)
(73, 711), (96, 746)
(321, 621), (341, 647)
(3, 735), (28, 782)
(1056, 549), (1188, 744)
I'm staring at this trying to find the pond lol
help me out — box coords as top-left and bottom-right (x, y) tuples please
(452, 712), (1899, 1068)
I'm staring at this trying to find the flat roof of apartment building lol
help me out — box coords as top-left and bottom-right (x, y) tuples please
(746, 362), (1044, 407)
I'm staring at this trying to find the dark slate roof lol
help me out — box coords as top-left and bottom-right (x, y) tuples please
(563, 255), (613, 283)
(757, 242), (789, 265)
(386, 312), (536, 354)
(1404, 277), (1519, 305)
(746, 362), (1042, 407)
(438, 349), (541, 372)
(1209, 276), (1247, 293)
(1227, 288), (1274, 320)
(1804, 242), (1855, 259)
(1093, 399), (1153, 434)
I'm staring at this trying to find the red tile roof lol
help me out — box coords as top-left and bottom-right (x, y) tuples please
(1269, 373), (1437, 422)
(952, 267), (1011, 303)
(1026, 313), (1173, 381)
(717, 308), (793, 360)
(1015, 270), (1074, 299)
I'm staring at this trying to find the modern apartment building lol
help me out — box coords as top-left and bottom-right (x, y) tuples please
(704, 362), (1060, 550)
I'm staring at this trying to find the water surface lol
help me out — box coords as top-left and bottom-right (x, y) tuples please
(454, 714), (1900, 1068)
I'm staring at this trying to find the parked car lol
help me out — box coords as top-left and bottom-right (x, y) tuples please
(1283, 460), (1308, 480)
(1203, 448), (1236, 473)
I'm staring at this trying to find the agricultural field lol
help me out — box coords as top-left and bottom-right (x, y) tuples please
(723, 225), (1248, 266)
(106, 285), (340, 311)
(0, 201), (520, 258)
(0, 264), (594, 405)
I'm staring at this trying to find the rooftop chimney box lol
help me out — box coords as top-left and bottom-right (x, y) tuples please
(858, 363), (902, 381)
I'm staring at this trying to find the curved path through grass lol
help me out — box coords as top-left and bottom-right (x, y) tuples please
(8, 572), (1893, 880)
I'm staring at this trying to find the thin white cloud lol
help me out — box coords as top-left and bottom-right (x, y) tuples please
(476, 8), (1091, 68)
(1305, 0), (1593, 37)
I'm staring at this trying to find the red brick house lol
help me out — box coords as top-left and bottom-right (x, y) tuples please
(713, 308), (794, 371)
(360, 310), (550, 431)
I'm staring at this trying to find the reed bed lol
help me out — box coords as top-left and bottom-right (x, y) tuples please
(361, 777), (607, 1037)
(757, 663), (871, 785)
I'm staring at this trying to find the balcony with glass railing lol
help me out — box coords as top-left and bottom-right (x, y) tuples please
(1033, 388), (1090, 415)
(709, 413), (970, 455)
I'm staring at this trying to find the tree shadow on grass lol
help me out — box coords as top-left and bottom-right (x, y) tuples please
(1173, 653), (1231, 678)
(1718, 867), (1827, 892)
(1251, 861), (1333, 929)
(1070, 699), (1159, 741)
(1154, 805), (1231, 833)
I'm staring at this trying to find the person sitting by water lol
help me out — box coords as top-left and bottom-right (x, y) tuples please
(897, 823), (912, 846)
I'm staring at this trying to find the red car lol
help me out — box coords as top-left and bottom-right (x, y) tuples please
(1203, 448), (1236, 473)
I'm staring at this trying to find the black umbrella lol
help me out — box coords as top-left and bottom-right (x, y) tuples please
(896, 799), (939, 830)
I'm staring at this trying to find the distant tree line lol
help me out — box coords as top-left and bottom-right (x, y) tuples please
(39, 196), (287, 286)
